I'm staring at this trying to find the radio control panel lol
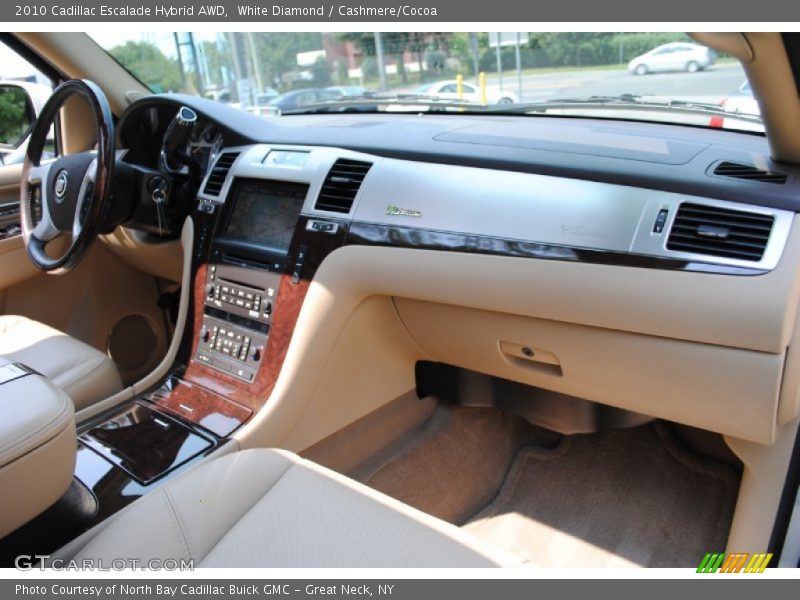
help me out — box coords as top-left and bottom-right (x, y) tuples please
(205, 263), (279, 324)
(193, 260), (284, 382)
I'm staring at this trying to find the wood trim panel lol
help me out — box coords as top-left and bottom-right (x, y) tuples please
(179, 212), (348, 414)
(147, 376), (252, 438)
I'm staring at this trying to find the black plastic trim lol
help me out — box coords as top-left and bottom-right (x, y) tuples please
(346, 221), (768, 276)
(768, 423), (800, 563)
(119, 93), (800, 213)
(782, 33), (800, 103)
(213, 238), (289, 268)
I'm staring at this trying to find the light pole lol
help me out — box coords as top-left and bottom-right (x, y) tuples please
(496, 43), (503, 91)
(515, 32), (523, 102)
(374, 32), (388, 91)
(469, 32), (479, 82)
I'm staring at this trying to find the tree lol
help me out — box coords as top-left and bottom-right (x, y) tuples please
(109, 41), (182, 93)
(252, 33), (323, 88)
(340, 33), (462, 84)
(338, 33), (413, 83)
(200, 40), (230, 89)
(0, 87), (30, 147)
(311, 56), (331, 86)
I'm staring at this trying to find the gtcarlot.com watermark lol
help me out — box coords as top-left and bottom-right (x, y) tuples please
(14, 555), (194, 571)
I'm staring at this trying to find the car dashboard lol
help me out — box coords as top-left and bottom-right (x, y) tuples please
(112, 93), (800, 450)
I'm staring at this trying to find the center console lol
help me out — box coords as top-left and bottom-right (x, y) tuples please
(182, 146), (362, 409)
(193, 178), (307, 382)
(196, 261), (275, 383)
(80, 402), (213, 485)
(1, 143), (359, 563)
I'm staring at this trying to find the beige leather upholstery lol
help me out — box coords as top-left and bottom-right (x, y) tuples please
(0, 362), (76, 538)
(70, 449), (525, 567)
(0, 315), (122, 410)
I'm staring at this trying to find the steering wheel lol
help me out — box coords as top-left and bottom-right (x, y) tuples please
(20, 80), (115, 274)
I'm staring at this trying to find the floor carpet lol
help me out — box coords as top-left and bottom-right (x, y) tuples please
(463, 421), (739, 567)
(356, 404), (739, 567)
(363, 403), (562, 524)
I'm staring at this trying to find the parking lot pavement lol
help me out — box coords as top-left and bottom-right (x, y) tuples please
(481, 62), (747, 104)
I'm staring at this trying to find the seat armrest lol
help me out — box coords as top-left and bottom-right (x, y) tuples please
(0, 362), (76, 538)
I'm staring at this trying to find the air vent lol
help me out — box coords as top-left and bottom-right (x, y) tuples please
(314, 158), (372, 213)
(203, 152), (240, 196)
(713, 161), (787, 184)
(667, 202), (774, 262)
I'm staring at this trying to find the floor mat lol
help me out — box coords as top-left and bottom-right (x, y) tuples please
(363, 403), (562, 524)
(463, 422), (740, 567)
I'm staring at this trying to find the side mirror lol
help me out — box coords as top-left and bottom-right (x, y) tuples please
(0, 84), (36, 149)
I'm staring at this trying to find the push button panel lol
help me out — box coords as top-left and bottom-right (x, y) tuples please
(203, 262), (282, 324)
(196, 262), (279, 383)
(196, 315), (267, 383)
(208, 281), (276, 319)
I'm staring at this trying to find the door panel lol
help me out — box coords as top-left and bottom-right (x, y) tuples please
(0, 39), (53, 290)
(0, 164), (22, 236)
(0, 164), (38, 291)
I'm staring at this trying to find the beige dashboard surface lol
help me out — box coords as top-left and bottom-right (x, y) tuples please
(237, 222), (800, 449)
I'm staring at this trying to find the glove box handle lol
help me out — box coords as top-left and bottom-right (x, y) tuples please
(498, 341), (563, 377)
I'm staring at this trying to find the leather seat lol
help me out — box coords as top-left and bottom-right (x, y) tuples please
(0, 315), (122, 410)
(0, 361), (76, 538)
(67, 449), (526, 567)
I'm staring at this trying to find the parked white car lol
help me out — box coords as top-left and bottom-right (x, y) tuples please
(721, 80), (759, 116)
(710, 80), (762, 132)
(415, 80), (519, 105)
(628, 42), (716, 75)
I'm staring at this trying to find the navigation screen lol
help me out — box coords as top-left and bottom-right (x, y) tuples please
(224, 180), (308, 249)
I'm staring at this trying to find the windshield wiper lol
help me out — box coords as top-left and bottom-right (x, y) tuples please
(276, 92), (762, 125)
(488, 93), (762, 123)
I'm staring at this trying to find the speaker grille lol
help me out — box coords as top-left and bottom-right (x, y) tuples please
(108, 315), (157, 371)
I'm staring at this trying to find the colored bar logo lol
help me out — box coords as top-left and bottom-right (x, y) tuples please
(697, 552), (772, 573)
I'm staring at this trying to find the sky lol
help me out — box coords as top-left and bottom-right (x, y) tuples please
(86, 30), (217, 58)
(0, 41), (47, 81)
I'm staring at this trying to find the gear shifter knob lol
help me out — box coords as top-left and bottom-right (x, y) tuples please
(162, 106), (197, 171)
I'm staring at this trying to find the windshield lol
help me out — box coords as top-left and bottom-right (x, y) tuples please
(88, 31), (761, 132)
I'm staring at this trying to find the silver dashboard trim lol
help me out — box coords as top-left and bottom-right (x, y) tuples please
(205, 143), (794, 272)
(197, 144), (379, 220)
